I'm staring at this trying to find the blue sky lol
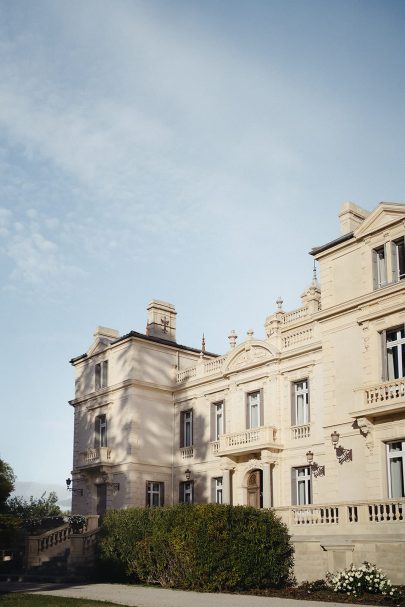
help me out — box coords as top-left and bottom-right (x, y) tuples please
(0, 0), (404, 490)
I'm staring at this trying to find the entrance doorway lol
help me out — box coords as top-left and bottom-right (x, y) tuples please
(96, 483), (107, 516)
(247, 469), (263, 508)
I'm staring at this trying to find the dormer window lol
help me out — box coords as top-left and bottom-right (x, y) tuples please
(373, 237), (405, 289)
(95, 361), (108, 390)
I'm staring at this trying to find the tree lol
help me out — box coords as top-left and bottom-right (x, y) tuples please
(0, 458), (15, 511)
(6, 492), (62, 521)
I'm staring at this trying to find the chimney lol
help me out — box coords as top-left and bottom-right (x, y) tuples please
(339, 201), (369, 235)
(147, 300), (177, 342)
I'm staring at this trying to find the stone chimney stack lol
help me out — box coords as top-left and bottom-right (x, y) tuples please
(339, 201), (369, 235)
(147, 300), (177, 342)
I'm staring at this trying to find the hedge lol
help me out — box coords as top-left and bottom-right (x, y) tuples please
(97, 504), (294, 591)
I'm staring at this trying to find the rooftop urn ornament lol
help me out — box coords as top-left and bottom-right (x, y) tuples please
(276, 296), (283, 310)
(228, 329), (237, 349)
(246, 328), (254, 340)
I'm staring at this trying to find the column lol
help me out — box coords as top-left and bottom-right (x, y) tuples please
(222, 469), (231, 505)
(262, 462), (272, 508)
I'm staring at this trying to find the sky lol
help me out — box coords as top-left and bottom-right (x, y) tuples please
(0, 0), (404, 492)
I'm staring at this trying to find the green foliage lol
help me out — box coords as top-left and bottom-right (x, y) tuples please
(6, 491), (62, 522)
(0, 458), (16, 510)
(97, 504), (294, 591)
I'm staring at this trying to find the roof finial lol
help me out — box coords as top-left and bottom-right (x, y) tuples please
(312, 260), (319, 287)
(145, 321), (149, 336)
(201, 333), (206, 353)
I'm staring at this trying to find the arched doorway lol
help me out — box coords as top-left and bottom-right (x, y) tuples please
(247, 469), (263, 508)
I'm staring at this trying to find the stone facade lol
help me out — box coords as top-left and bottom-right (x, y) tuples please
(69, 202), (405, 582)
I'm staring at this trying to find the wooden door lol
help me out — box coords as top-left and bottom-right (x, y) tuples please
(247, 470), (263, 508)
(96, 483), (107, 516)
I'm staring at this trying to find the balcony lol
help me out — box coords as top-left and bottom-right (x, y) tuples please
(353, 378), (405, 419)
(180, 446), (194, 459)
(79, 447), (112, 469)
(291, 424), (311, 440)
(214, 426), (281, 457)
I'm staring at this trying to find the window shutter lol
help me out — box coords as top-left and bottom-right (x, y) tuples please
(191, 480), (195, 504)
(291, 468), (297, 505)
(94, 417), (100, 448)
(190, 410), (193, 446)
(95, 364), (101, 390)
(104, 416), (108, 447)
(245, 394), (250, 429)
(259, 389), (264, 427)
(391, 242), (398, 282)
(372, 249), (378, 289)
(102, 361), (108, 387)
(290, 382), (296, 426)
(307, 380), (310, 423)
(211, 477), (216, 503)
(179, 482), (184, 503)
(161, 482), (165, 507)
(210, 404), (216, 441)
(180, 412), (184, 448)
(222, 400), (226, 434)
(145, 481), (150, 507)
(381, 330), (387, 381)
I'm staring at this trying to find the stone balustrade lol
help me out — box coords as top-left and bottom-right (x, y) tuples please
(274, 499), (405, 535)
(210, 440), (219, 455)
(364, 378), (405, 406)
(282, 327), (314, 349)
(291, 424), (311, 439)
(282, 306), (308, 324)
(216, 425), (279, 456)
(25, 524), (72, 568)
(180, 446), (194, 459)
(81, 446), (112, 467)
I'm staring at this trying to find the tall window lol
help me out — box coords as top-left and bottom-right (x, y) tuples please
(180, 410), (193, 447)
(393, 238), (405, 282)
(214, 402), (224, 440)
(385, 327), (405, 380)
(146, 481), (164, 507)
(292, 380), (310, 426)
(214, 477), (223, 504)
(95, 414), (107, 448)
(387, 441), (405, 498)
(95, 361), (108, 390)
(293, 466), (312, 505)
(179, 481), (194, 503)
(373, 246), (387, 288)
(247, 391), (260, 429)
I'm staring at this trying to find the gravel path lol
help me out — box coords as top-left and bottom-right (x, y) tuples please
(0, 581), (376, 607)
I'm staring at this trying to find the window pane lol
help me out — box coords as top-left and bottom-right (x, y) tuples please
(390, 457), (404, 498)
(250, 403), (259, 428)
(297, 480), (306, 504)
(396, 240), (405, 280)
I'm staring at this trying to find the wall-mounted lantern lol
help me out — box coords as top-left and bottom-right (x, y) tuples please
(66, 477), (83, 496)
(331, 430), (352, 464)
(185, 468), (191, 481)
(306, 451), (325, 477)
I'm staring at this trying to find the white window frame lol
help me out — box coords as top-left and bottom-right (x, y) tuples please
(247, 391), (260, 429)
(182, 410), (193, 447)
(393, 238), (405, 282)
(386, 326), (405, 380)
(387, 441), (405, 499)
(295, 466), (312, 505)
(95, 414), (107, 448)
(95, 361), (108, 390)
(146, 481), (164, 507)
(181, 481), (194, 503)
(214, 477), (223, 504)
(374, 245), (387, 288)
(293, 380), (309, 426)
(214, 402), (224, 440)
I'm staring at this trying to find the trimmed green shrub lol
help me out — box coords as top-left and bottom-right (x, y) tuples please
(97, 504), (294, 591)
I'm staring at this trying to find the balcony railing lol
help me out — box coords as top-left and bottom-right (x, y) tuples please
(214, 426), (280, 457)
(274, 499), (405, 535)
(180, 446), (194, 459)
(365, 378), (405, 406)
(80, 447), (112, 467)
(291, 424), (311, 440)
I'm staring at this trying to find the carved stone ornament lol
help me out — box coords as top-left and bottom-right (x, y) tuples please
(357, 416), (374, 452)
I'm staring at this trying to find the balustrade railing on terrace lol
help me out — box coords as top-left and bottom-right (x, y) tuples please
(282, 306), (308, 324)
(82, 446), (112, 465)
(364, 378), (405, 406)
(274, 499), (405, 534)
(282, 327), (314, 349)
(25, 524), (73, 568)
(291, 424), (311, 439)
(176, 356), (226, 383)
(180, 446), (194, 459)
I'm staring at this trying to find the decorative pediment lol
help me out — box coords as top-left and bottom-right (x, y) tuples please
(354, 203), (405, 238)
(223, 340), (277, 373)
(87, 337), (112, 357)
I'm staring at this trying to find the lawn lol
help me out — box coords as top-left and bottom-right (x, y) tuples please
(0, 594), (125, 607)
